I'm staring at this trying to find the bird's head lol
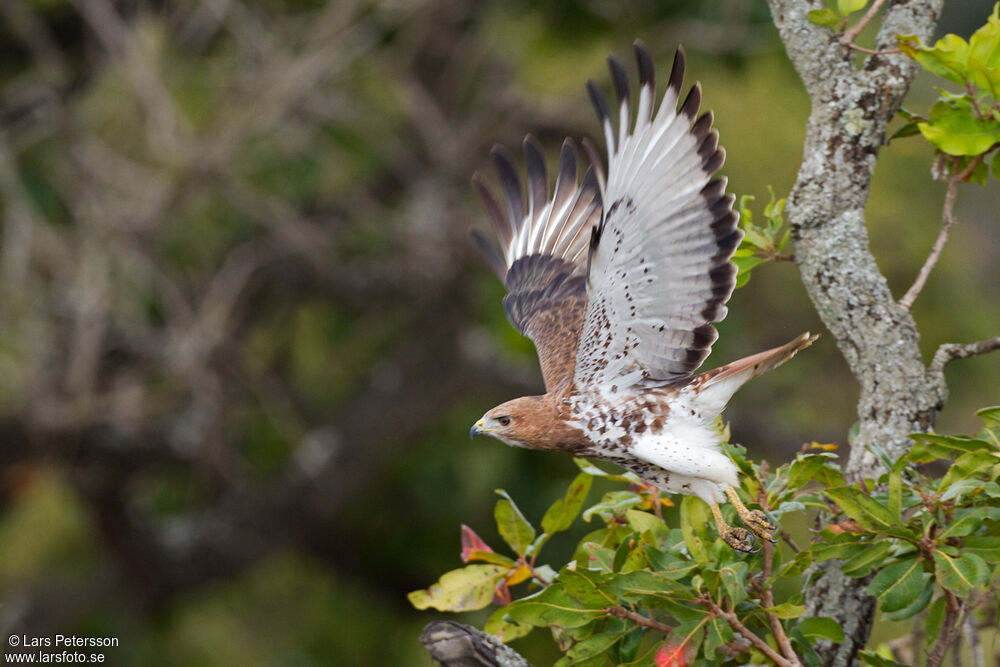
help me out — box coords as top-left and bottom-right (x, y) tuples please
(470, 396), (551, 449)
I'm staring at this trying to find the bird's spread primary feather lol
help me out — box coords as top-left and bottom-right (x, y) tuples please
(470, 41), (815, 515)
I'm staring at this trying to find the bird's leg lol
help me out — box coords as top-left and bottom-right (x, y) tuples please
(725, 487), (776, 543)
(709, 502), (757, 553)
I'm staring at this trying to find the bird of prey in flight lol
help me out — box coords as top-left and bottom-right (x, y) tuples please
(469, 42), (815, 552)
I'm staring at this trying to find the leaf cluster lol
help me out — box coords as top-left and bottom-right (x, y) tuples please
(732, 189), (792, 289)
(409, 408), (1000, 666)
(895, 4), (1000, 180)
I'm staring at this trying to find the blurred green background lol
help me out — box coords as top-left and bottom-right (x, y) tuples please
(0, 1), (996, 665)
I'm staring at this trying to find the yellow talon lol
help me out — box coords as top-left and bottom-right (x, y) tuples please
(725, 487), (776, 543)
(710, 501), (757, 552)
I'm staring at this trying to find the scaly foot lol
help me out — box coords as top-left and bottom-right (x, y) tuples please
(725, 488), (777, 543)
(710, 501), (760, 553)
(720, 525), (759, 553)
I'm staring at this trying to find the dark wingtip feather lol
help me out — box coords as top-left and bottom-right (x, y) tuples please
(668, 47), (686, 97)
(680, 82), (702, 119)
(634, 40), (655, 91)
(490, 144), (526, 227)
(523, 134), (548, 214)
(469, 228), (507, 280)
(472, 172), (512, 249)
(587, 79), (612, 127)
(556, 138), (579, 187)
(701, 141), (725, 174)
(607, 54), (630, 110)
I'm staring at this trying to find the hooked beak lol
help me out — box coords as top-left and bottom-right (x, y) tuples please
(470, 419), (485, 439)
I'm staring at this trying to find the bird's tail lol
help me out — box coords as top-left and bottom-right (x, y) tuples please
(690, 332), (818, 416)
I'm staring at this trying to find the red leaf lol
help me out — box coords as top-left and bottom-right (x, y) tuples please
(492, 579), (511, 606)
(461, 524), (494, 563)
(655, 643), (686, 667)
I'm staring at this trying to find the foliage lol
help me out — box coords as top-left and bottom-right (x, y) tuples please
(410, 409), (1000, 665)
(895, 3), (1000, 179)
(733, 188), (791, 289)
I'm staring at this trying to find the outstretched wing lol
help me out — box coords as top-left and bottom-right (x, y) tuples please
(473, 136), (603, 392)
(574, 43), (740, 388)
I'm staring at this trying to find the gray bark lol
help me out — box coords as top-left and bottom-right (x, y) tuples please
(421, 622), (533, 667)
(765, 1), (945, 665)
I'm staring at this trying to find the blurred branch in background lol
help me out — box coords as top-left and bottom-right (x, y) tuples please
(0, 0), (562, 652)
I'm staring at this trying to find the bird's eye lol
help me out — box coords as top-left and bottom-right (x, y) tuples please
(497, 416), (511, 426)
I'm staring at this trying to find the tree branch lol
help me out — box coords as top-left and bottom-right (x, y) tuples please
(766, 1), (945, 665)
(420, 621), (532, 667)
(926, 593), (964, 667)
(899, 156), (983, 311)
(605, 605), (673, 635)
(839, 0), (889, 49)
(704, 597), (802, 667)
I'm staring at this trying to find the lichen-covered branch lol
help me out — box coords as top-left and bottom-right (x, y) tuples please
(420, 622), (533, 667)
(765, 1), (945, 665)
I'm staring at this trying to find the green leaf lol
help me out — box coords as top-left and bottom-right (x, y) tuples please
(605, 570), (687, 602)
(559, 568), (614, 607)
(494, 490), (536, 556)
(718, 562), (749, 604)
(866, 557), (924, 612)
(573, 458), (640, 483)
(797, 616), (845, 642)
(888, 468), (902, 521)
(625, 508), (663, 535)
(966, 3), (1000, 90)
(826, 486), (897, 532)
(898, 33), (972, 87)
(579, 542), (616, 572)
(778, 549), (814, 578)
(484, 606), (534, 642)
(932, 550), (990, 597)
(582, 490), (644, 523)
(941, 449), (1000, 490)
(703, 613), (734, 661)
(813, 536), (868, 562)
(841, 540), (893, 578)
(407, 563), (509, 611)
(562, 630), (625, 663)
(918, 102), (1000, 156)
(880, 576), (933, 621)
(888, 120), (923, 142)
(978, 406), (1000, 429)
(909, 433), (994, 461)
(838, 0), (867, 15)
(859, 651), (910, 667)
(506, 585), (606, 628)
(962, 535), (1000, 561)
(765, 603), (806, 619)
(939, 506), (1000, 538)
(543, 473), (593, 535)
(808, 8), (841, 28)
(925, 595), (947, 645)
(788, 452), (845, 489)
(680, 496), (710, 563)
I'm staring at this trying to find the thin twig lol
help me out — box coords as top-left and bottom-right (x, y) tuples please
(846, 44), (901, 55)
(899, 156), (982, 311)
(605, 605), (673, 635)
(926, 592), (964, 667)
(756, 481), (800, 666)
(704, 597), (801, 667)
(839, 0), (889, 47)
